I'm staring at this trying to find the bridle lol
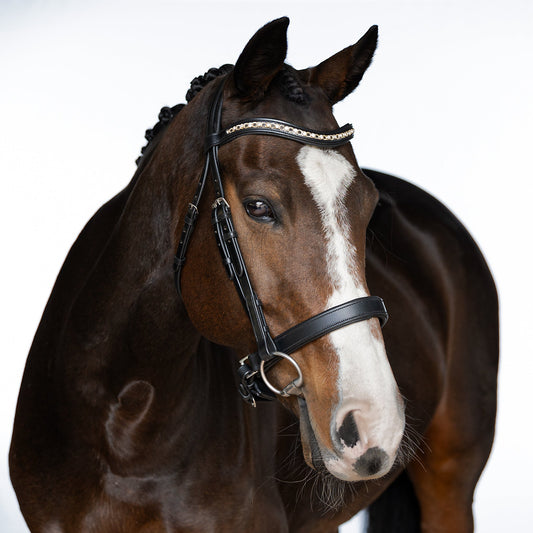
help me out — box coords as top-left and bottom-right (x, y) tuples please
(173, 77), (388, 406)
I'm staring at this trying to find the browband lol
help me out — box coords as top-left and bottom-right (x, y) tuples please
(206, 118), (354, 150)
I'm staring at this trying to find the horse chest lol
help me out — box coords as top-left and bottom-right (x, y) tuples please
(85, 461), (285, 533)
(93, 383), (286, 532)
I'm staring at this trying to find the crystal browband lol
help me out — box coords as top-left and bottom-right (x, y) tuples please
(226, 120), (354, 140)
(205, 118), (354, 150)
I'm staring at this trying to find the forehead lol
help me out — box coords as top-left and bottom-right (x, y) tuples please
(296, 146), (357, 209)
(218, 78), (369, 199)
(219, 129), (359, 193)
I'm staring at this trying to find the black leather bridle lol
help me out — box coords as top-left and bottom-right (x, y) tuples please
(173, 77), (388, 406)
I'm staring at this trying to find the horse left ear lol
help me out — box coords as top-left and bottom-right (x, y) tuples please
(232, 17), (289, 99)
(308, 25), (378, 105)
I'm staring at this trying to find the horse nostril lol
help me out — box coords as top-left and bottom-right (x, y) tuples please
(353, 447), (387, 477)
(338, 411), (360, 448)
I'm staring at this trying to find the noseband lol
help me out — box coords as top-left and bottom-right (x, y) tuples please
(173, 78), (388, 406)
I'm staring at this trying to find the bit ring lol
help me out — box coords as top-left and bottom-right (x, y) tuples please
(259, 352), (303, 397)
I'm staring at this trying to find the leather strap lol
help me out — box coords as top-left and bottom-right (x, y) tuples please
(212, 197), (278, 361)
(274, 296), (388, 356)
(174, 80), (226, 297)
(173, 155), (210, 297)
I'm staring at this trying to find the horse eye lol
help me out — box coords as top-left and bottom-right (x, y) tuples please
(244, 200), (275, 222)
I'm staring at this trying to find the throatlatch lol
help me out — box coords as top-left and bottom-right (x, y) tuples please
(173, 76), (388, 406)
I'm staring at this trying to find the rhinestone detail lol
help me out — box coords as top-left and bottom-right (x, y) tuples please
(226, 121), (354, 142)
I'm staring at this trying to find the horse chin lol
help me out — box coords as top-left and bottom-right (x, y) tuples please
(322, 452), (394, 482)
(298, 397), (325, 470)
(301, 427), (397, 482)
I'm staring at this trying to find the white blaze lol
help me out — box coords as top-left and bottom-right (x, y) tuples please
(296, 146), (403, 473)
(296, 146), (364, 300)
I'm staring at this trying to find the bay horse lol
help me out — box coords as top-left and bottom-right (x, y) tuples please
(10, 17), (498, 533)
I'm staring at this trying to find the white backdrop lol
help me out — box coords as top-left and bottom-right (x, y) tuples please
(1, 1), (532, 531)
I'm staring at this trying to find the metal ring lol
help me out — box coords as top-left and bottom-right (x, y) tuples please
(259, 352), (303, 397)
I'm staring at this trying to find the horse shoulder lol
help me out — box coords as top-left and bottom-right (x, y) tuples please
(10, 180), (135, 522)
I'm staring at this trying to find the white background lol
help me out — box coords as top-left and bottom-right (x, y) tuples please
(1, 1), (532, 531)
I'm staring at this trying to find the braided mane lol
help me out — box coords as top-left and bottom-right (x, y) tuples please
(136, 64), (309, 166)
(135, 64), (233, 166)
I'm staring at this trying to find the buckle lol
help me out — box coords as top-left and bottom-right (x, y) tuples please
(185, 203), (199, 224)
(237, 358), (258, 407)
(212, 197), (230, 210)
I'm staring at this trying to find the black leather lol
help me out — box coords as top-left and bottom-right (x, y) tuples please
(237, 363), (277, 403)
(212, 197), (278, 362)
(274, 296), (388, 356)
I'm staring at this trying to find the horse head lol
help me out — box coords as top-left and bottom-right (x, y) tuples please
(174, 18), (405, 482)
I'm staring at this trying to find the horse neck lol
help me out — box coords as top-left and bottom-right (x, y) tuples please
(60, 108), (211, 414)
(43, 87), (283, 486)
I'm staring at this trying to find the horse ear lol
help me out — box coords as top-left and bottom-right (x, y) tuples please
(308, 25), (378, 105)
(233, 17), (289, 99)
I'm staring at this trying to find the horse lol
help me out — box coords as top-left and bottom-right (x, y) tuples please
(10, 17), (498, 533)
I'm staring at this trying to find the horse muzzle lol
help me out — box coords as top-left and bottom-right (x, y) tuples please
(298, 389), (405, 482)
